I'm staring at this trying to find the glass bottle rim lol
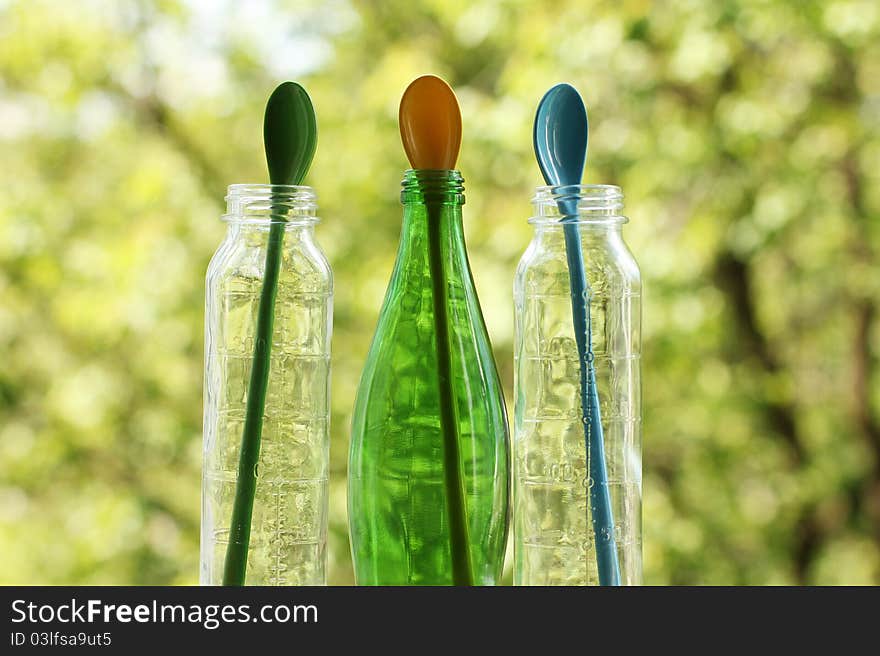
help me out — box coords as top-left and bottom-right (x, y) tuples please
(530, 183), (626, 225)
(400, 169), (465, 205)
(223, 183), (319, 225)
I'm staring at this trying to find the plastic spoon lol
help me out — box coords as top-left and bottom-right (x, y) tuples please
(223, 81), (317, 585)
(399, 74), (462, 169)
(534, 83), (620, 586)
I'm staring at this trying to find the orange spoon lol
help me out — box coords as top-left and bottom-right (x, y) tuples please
(399, 75), (462, 170)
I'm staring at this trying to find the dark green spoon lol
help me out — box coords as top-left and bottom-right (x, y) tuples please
(223, 81), (317, 586)
(264, 81), (318, 185)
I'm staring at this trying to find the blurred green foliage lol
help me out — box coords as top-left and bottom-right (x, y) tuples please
(0, 0), (878, 585)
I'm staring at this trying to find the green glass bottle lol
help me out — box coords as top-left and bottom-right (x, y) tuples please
(348, 169), (510, 585)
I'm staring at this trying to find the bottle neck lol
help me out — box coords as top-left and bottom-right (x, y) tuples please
(391, 170), (470, 286)
(530, 183), (626, 243)
(224, 184), (319, 230)
(531, 184), (625, 222)
(400, 169), (465, 207)
(399, 168), (466, 241)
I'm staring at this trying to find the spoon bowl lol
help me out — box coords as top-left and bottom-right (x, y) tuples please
(533, 83), (588, 189)
(264, 81), (317, 185)
(399, 75), (462, 170)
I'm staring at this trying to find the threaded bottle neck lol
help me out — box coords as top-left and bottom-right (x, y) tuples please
(530, 184), (625, 225)
(401, 169), (465, 206)
(224, 184), (319, 225)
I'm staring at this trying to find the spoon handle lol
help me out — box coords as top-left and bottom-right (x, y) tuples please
(223, 216), (286, 585)
(426, 200), (474, 586)
(559, 198), (621, 586)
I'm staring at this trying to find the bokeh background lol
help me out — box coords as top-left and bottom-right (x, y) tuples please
(1, 0), (878, 585)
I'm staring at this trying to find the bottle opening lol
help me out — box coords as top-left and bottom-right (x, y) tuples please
(224, 184), (319, 225)
(400, 169), (465, 205)
(530, 184), (626, 225)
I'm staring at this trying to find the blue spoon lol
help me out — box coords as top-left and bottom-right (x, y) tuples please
(534, 83), (620, 586)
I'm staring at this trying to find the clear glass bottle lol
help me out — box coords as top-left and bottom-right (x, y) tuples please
(201, 184), (332, 585)
(513, 184), (641, 585)
(348, 170), (510, 585)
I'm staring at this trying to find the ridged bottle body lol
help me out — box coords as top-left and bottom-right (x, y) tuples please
(201, 185), (332, 585)
(513, 185), (642, 585)
(348, 171), (509, 585)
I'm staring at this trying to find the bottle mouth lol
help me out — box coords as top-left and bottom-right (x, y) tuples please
(224, 184), (319, 224)
(530, 184), (626, 224)
(401, 169), (465, 204)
